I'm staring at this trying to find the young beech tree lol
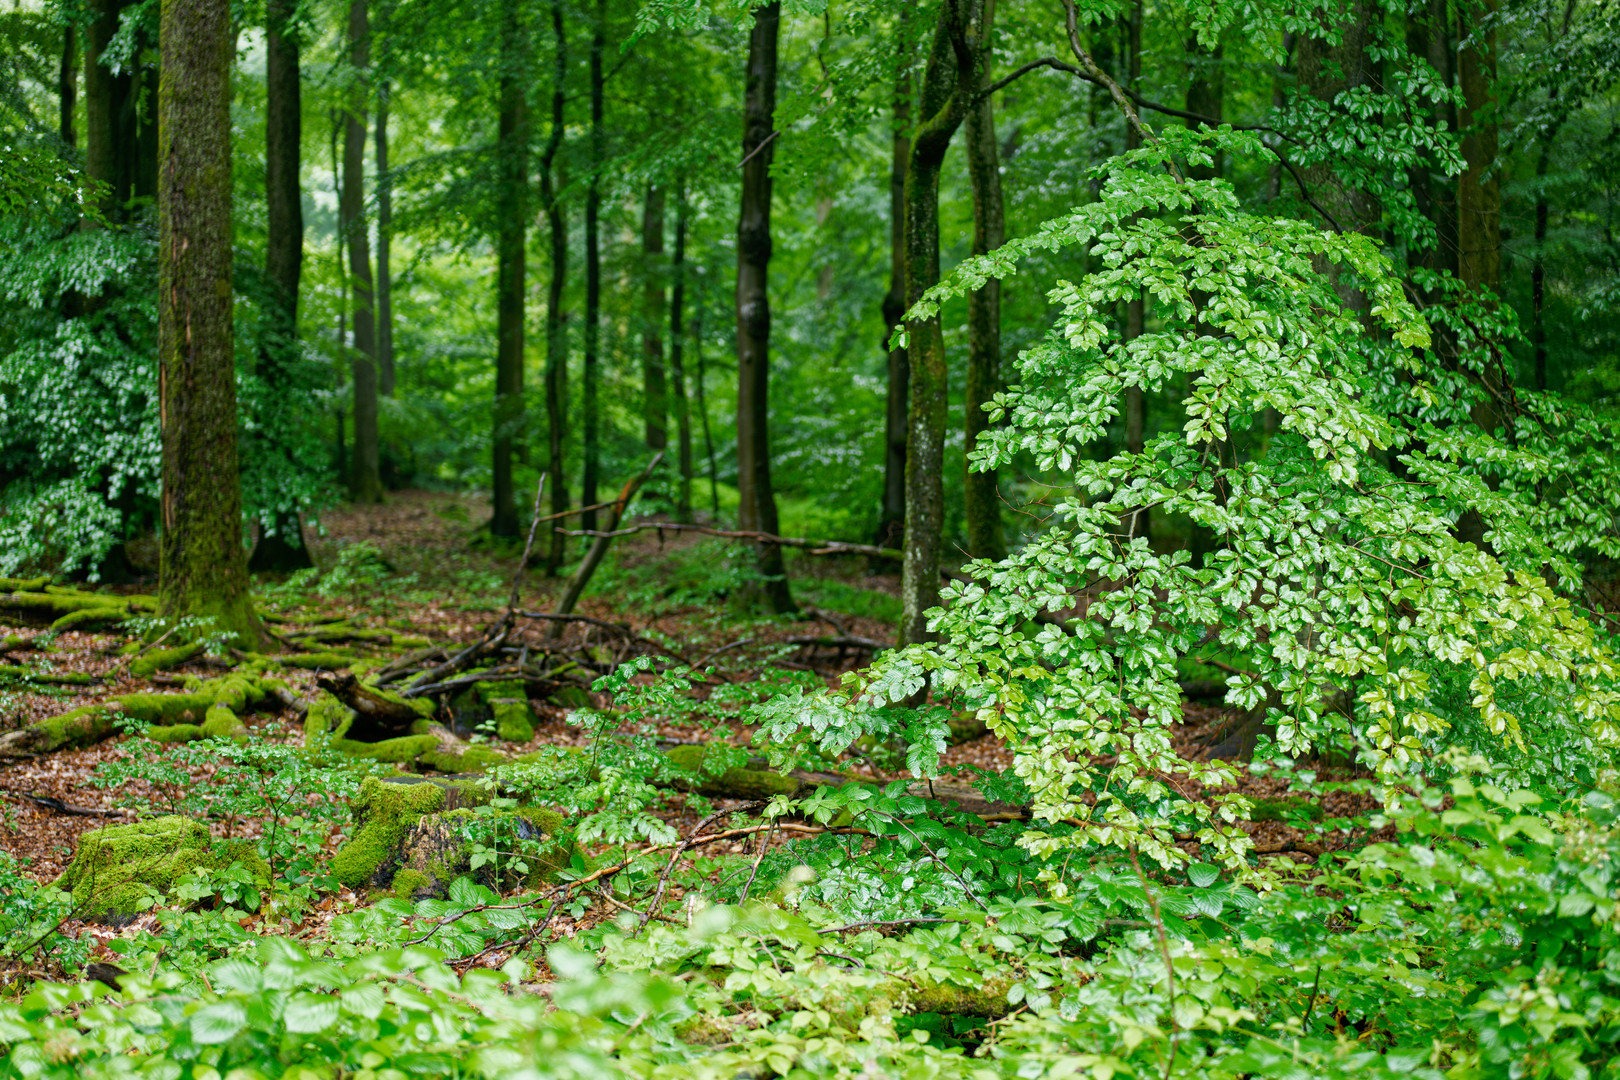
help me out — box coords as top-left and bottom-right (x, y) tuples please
(157, 0), (263, 647)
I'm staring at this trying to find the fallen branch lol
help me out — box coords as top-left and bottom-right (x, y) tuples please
(560, 521), (901, 562)
(548, 452), (664, 636)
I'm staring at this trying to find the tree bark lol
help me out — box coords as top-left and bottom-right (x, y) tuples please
(695, 311), (719, 519)
(1531, 134), (1555, 391)
(250, 0), (315, 574)
(59, 24), (76, 147)
(643, 184), (669, 452)
(877, 10), (911, 553)
(157, 0), (262, 647)
(898, 0), (991, 646)
(963, 64), (1005, 563)
(490, 2), (529, 539)
(1296, 1), (1381, 281)
(736, 1), (795, 614)
(541, 0), (570, 574)
(376, 80), (394, 397)
(343, 0), (382, 504)
(670, 179), (694, 523)
(581, 0), (604, 533)
(84, 0), (130, 222)
(1121, 0), (1146, 538)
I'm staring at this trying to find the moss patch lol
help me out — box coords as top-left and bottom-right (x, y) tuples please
(1248, 796), (1325, 824)
(52, 816), (260, 918)
(662, 744), (800, 800)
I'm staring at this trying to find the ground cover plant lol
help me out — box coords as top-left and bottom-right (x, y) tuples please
(1, 0), (1619, 1074)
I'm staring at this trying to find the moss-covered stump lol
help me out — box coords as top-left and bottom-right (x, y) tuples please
(332, 775), (569, 896)
(53, 816), (269, 918)
(393, 806), (568, 899)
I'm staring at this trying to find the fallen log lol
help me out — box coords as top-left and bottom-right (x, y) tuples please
(316, 672), (434, 741)
(548, 452), (663, 634)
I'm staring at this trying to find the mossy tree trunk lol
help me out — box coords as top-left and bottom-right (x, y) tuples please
(735, 1), (794, 614)
(343, 0), (382, 505)
(898, 0), (990, 646)
(376, 81), (395, 398)
(157, 0), (263, 648)
(540, 0), (570, 574)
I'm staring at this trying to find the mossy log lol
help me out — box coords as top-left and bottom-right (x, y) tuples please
(129, 641), (207, 677)
(316, 671), (434, 740)
(0, 587), (156, 630)
(53, 815), (269, 918)
(0, 673), (272, 756)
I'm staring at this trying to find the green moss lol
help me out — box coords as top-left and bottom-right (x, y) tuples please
(420, 743), (509, 774)
(278, 652), (356, 670)
(145, 723), (207, 743)
(492, 701), (534, 743)
(129, 642), (207, 678)
(304, 697), (354, 740)
(357, 680), (436, 721)
(201, 703), (247, 741)
(390, 867), (434, 901)
(54, 816), (211, 917)
(115, 692), (213, 724)
(49, 607), (133, 633)
(329, 776), (452, 889)
(331, 733), (438, 764)
(390, 635), (433, 648)
(0, 576), (49, 591)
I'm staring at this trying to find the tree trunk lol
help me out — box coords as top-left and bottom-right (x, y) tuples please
(343, 0), (381, 504)
(643, 184), (669, 452)
(963, 65), (1004, 563)
(490, 3), (529, 539)
(1183, 36), (1223, 180)
(671, 179), (694, 523)
(1532, 135), (1555, 391)
(695, 311), (720, 519)
(877, 10), (911, 553)
(84, 0), (130, 222)
(1296, 2), (1381, 266)
(376, 81), (395, 397)
(250, 0), (314, 574)
(59, 25), (76, 147)
(1122, 0), (1147, 539)
(898, 0), (990, 647)
(736, 1), (794, 615)
(581, 0), (603, 533)
(157, 0), (262, 647)
(541, 0), (570, 574)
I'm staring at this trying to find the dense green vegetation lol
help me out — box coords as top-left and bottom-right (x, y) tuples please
(1, 0), (1619, 1075)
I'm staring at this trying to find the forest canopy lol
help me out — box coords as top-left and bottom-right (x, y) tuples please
(0, 0), (1618, 1076)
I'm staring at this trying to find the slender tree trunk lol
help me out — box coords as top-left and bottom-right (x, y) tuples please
(343, 0), (381, 504)
(898, 0), (990, 646)
(878, 9), (911, 553)
(250, 0), (314, 573)
(541, 0), (570, 574)
(736, 1), (794, 614)
(581, 0), (604, 532)
(84, 0), (129, 222)
(643, 184), (669, 452)
(490, 3), (529, 539)
(1183, 36), (1223, 179)
(695, 310), (719, 519)
(59, 25), (76, 146)
(157, 0), (262, 646)
(1531, 133), (1556, 391)
(670, 179), (694, 523)
(963, 66), (1005, 563)
(1122, 0), (1146, 538)
(376, 80), (394, 397)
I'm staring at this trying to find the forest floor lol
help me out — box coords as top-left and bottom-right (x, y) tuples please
(0, 490), (1387, 972)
